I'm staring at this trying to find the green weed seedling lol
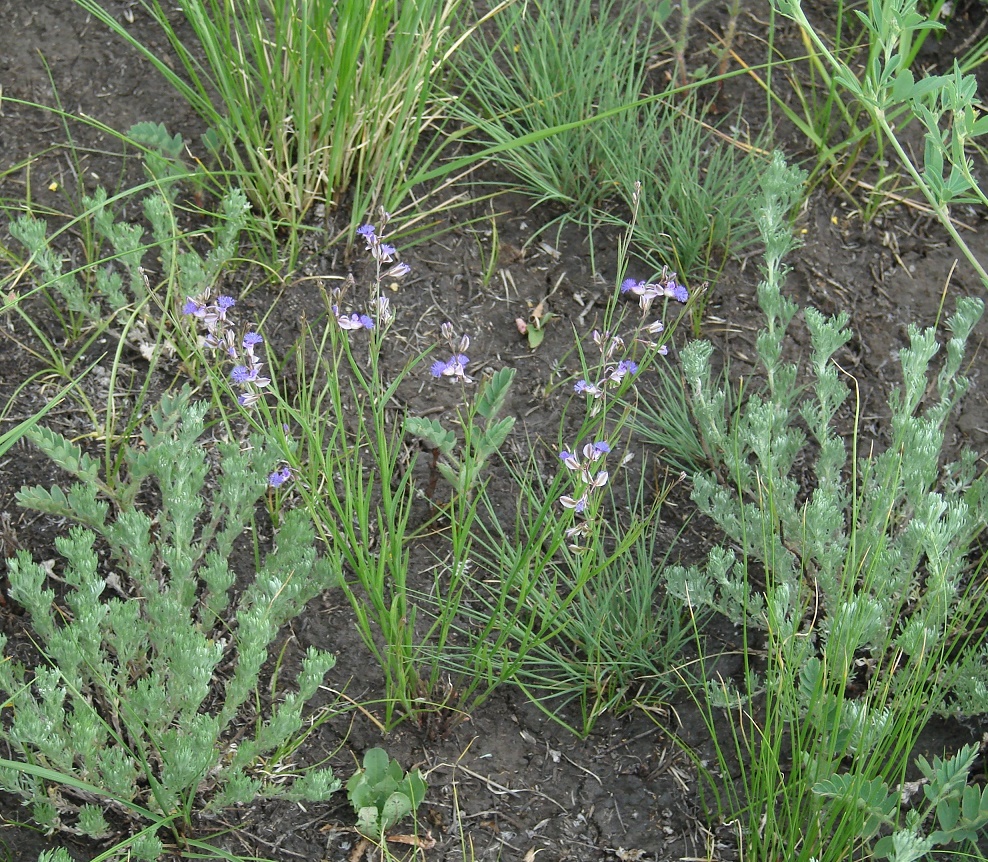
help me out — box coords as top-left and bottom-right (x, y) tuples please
(0, 387), (340, 857)
(8, 166), (250, 492)
(9, 126), (241, 342)
(347, 748), (427, 842)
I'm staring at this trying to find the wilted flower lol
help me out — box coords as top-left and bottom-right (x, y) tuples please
(372, 295), (395, 327)
(592, 330), (625, 361)
(638, 318), (668, 353)
(386, 262), (411, 280)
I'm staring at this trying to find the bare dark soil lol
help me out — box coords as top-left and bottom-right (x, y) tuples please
(3, 2), (988, 861)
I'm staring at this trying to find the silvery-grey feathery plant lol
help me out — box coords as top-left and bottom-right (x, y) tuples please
(0, 386), (340, 858)
(660, 151), (988, 862)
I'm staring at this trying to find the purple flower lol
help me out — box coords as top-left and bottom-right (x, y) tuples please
(608, 359), (638, 384)
(231, 365), (256, 384)
(337, 311), (374, 331)
(184, 290), (274, 411)
(268, 466), (292, 488)
(560, 495), (588, 513)
(574, 379), (604, 397)
(379, 243), (396, 258)
(558, 440), (612, 515)
(621, 271), (687, 310)
(431, 354), (473, 383)
(559, 450), (580, 471)
(357, 224), (376, 239)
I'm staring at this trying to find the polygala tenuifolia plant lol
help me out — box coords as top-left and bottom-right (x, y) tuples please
(0, 387), (340, 858)
(660, 152), (988, 862)
(408, 209), (693, 736)
(266, 212), (527, 726)
(236, 205), (691, 731)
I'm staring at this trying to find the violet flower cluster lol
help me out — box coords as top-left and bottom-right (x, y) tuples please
(268, 465), (292, 488)
(558, 440), (611, 513)
(620, 266), (689, 310)
(183, 291), (290, 489)
(332, 218), (407, 334)
(357, 220), (411, 281)
(558, 440), (612, 548)
(573, 329), (641, 401)
(432, 322), (473, 383)
(182, 292), (271, 409)
(332, 293), (396, 333)
(572, 269), (690, 401)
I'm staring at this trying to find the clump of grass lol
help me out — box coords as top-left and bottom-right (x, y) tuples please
(595, 91), (768, 290)
(452, 0), (769, 287)
(451, 0), (658, 215)
(72, 0), (462, 237)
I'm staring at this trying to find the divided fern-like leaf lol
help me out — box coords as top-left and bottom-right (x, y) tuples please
(405, 416), (456, 455)
(26, 425), (101, 483)
(476, 366), (516, 420)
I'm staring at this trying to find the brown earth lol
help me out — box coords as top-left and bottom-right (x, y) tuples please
(2, 2), (988, 861)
